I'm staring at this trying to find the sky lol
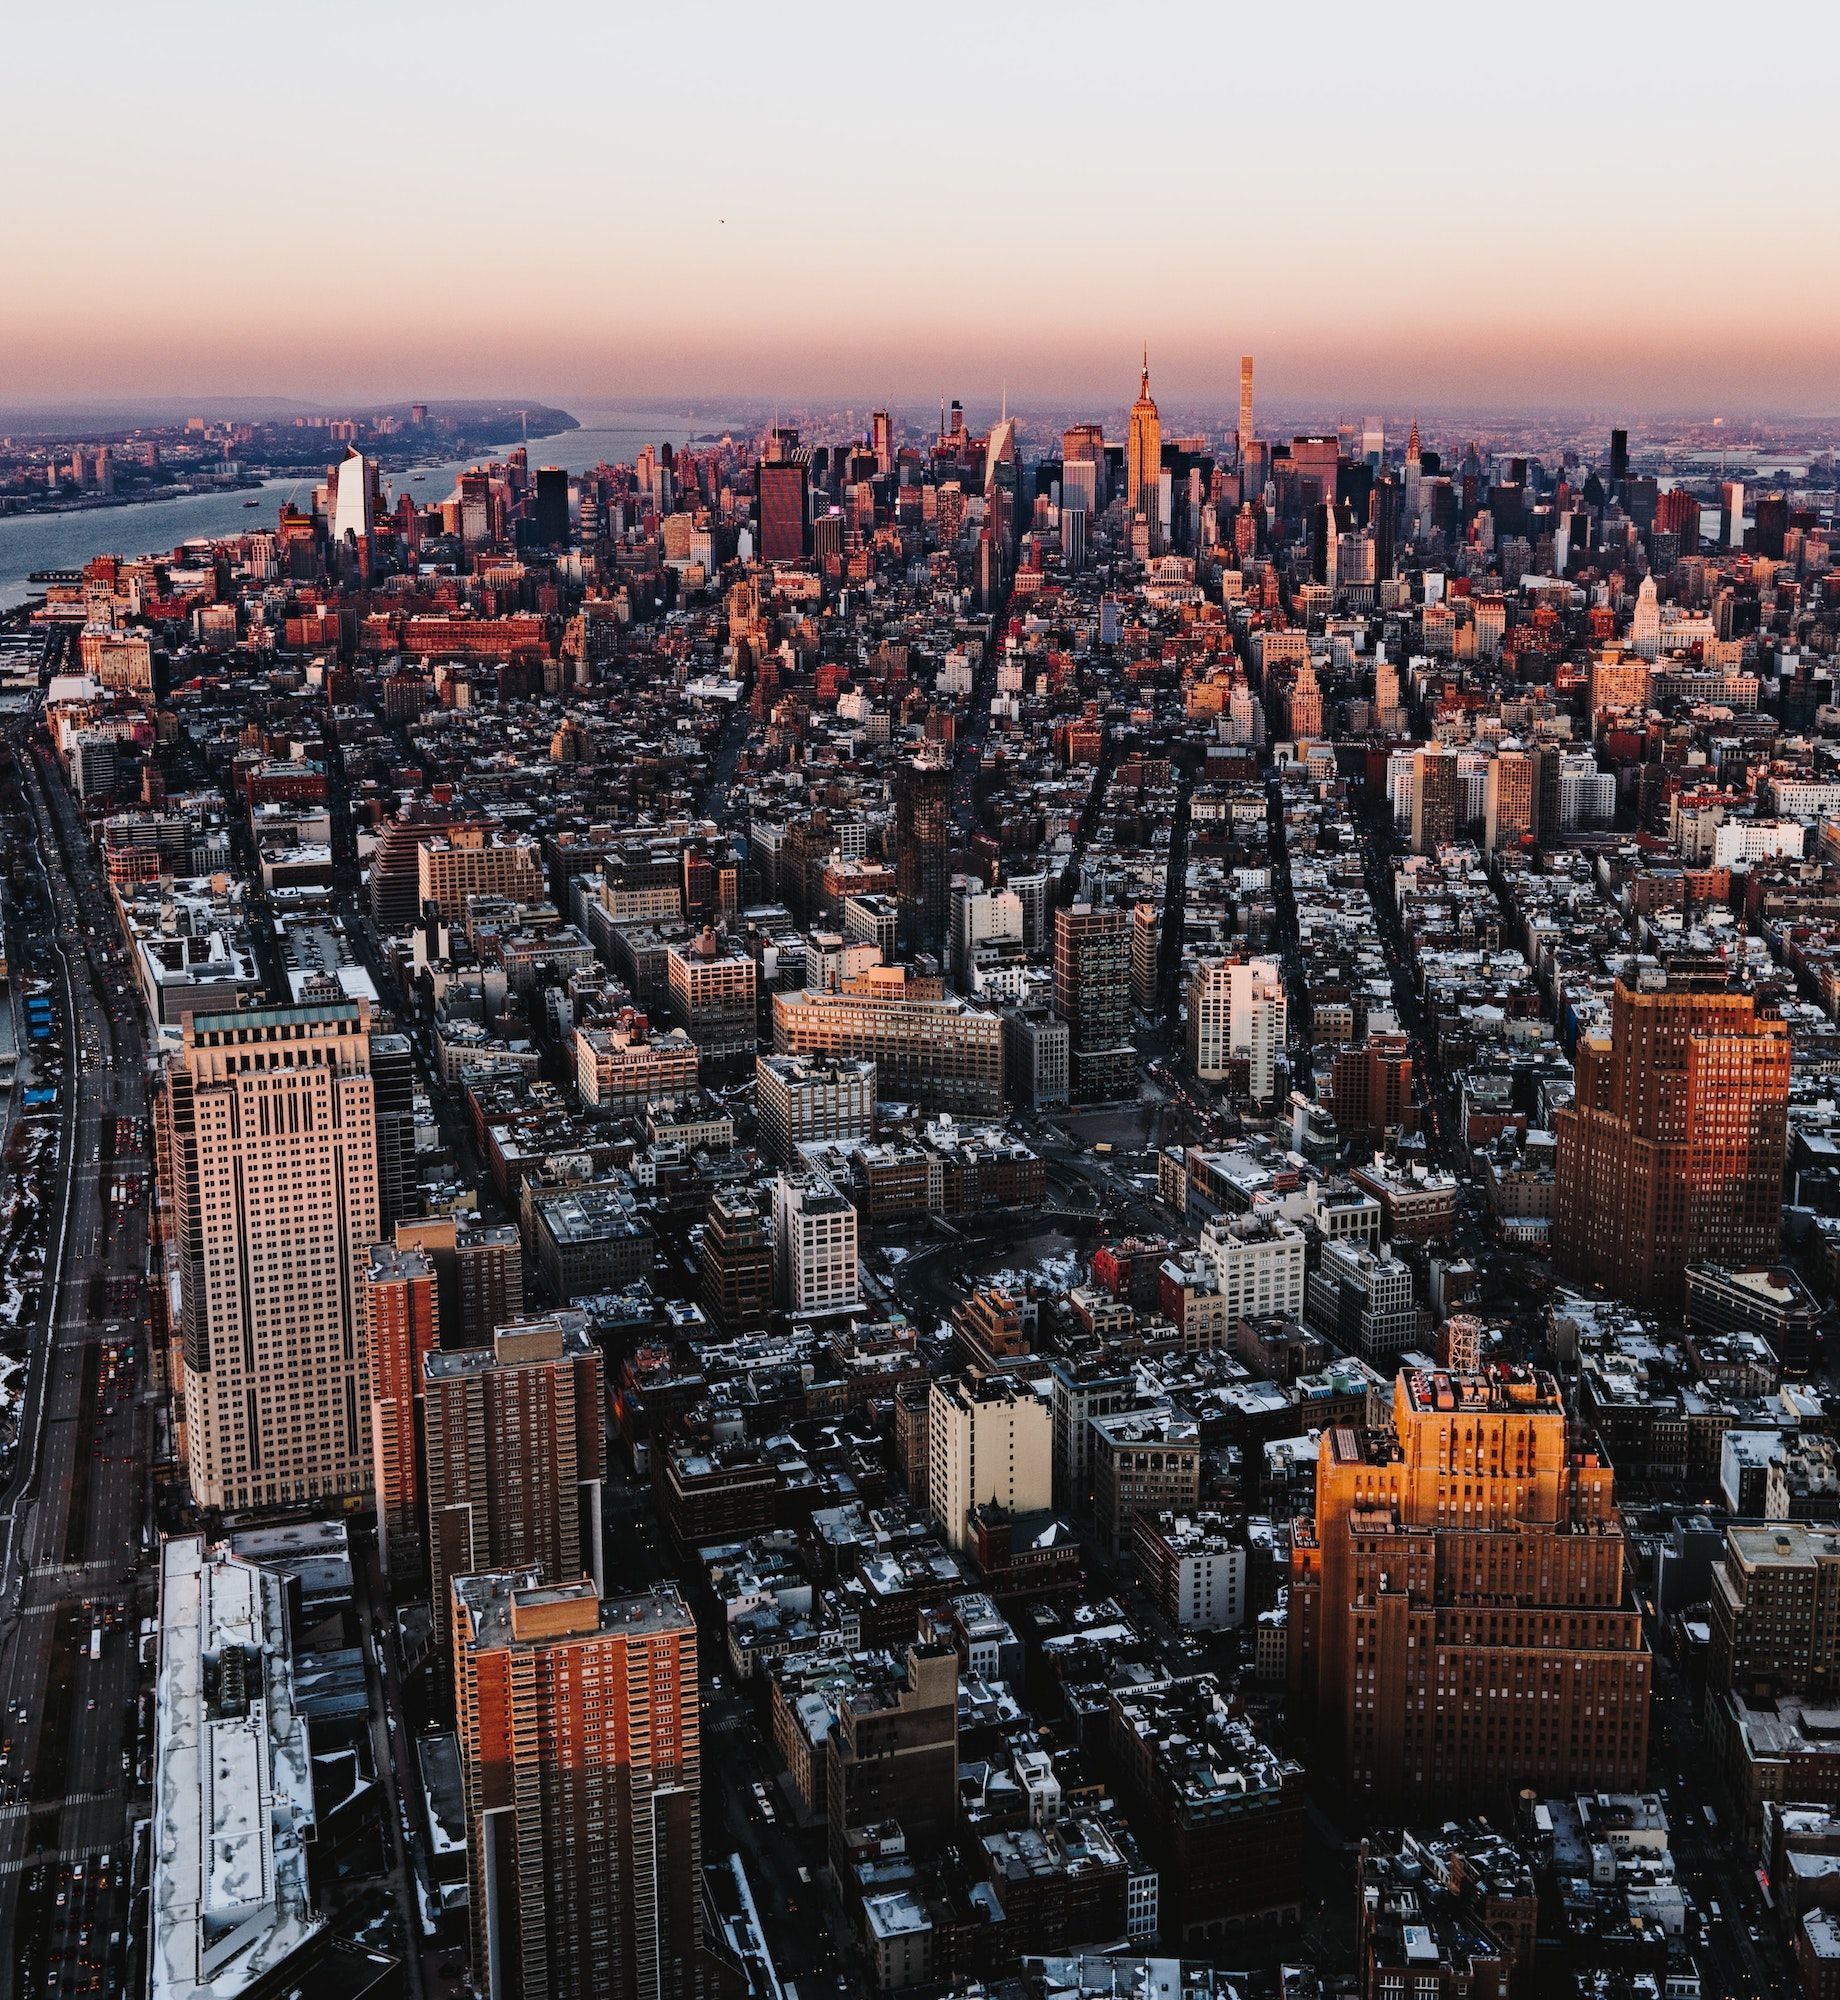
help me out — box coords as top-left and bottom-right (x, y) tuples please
(3, 0), (1835, 418)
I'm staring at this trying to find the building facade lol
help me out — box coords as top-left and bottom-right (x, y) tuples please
(1186, 956), (1287, 1101)
(928, 1372), (1052, 1552)
(424, 1316), (606, 1654)
(771, 1169), (862, 1316)
(1289, 1365), (1650, 1809)
(1554, 958), (1790, 1309)
(452, 1574), (700, 2000)
(1054, 903), (1134, 1102)
(159, 1002), (382, 1513)
(364, 1243), (439, 1584)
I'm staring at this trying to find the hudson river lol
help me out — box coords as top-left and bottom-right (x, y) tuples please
(0, 405), (743, 609)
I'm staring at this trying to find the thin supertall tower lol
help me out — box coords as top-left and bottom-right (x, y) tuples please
(1238, 355), (1255, 460)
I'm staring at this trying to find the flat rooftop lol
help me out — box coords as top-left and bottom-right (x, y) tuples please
(151, 1535), (321, 2000)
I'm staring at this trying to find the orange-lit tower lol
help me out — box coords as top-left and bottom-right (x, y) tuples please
(1127, 349), (1162, 543)
(1289, 1365), (1649, 1809)
(1553, 955), (1789, 1308)
(364, 1242), (440, 1585)
(452, 1573), (701, 2000)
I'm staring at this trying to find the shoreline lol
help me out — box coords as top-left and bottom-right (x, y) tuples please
(0, 411), (581, 526)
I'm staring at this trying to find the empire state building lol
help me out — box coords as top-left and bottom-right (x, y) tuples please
(1126, 350), (1161, 546)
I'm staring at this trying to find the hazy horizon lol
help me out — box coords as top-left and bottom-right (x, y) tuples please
(4, 2), (1835, 417)
(4, 390), (1837, 440)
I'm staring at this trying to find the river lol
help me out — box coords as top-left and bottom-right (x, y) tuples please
(0, 402), (749, 609)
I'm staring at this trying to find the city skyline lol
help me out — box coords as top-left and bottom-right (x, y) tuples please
(6, 11), (1840, 1992)
(3, 3), (1836, 413)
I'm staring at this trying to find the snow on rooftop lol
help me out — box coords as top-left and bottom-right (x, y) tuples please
(151, 1535), (322, 2000)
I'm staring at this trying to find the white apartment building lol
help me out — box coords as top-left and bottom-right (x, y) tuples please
(771, 1169), (861, 1316)
(1200, 1212), (1307, 1323)
(950, 887), (1024, 987)
(1712, 818), (1806, 867)
(754, 1051), (875, 1162)
(927, 1372), (1052, 1551)
(1185, 956), (1287, 1100)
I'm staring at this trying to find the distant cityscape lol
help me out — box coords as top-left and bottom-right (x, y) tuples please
(3, 350), (1840, 2000)
(0, 404), (576, 518)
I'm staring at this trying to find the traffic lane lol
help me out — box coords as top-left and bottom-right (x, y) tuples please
(702, 1710), (845, 1992)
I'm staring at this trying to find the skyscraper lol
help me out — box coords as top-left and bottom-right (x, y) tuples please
(424, 1315), (607, 1655)
(452, 1573), (701, 2000)
(1372, 473), (1397, 582)
(1289, 1365), (1649, 1808)
(893, 755), (951, 957)
(1238, 354), (1255, 461)
(1402, 417), (1422, 534)
(1720, 478), (1746, 550)
(1054, 902), (1133, 1101)
(1656, 485), (1701, 556)
(459, 469), (493, 554)
(364, 1243), (439, 1586)
(1553, 957), (1790, 1309)
(757, 451), (811, 564)
(871, 408), (894, 476)
(1062, 422), (1106, 511)
(1409, 746), (1458, 854)
(370, 1028), (418, 1232)
(158, 1002), (381, 1513)
(533, 466), (569, 547)
(330, 444), (375, 545)
(1126, 351), (1162, 545)
(1483, 748), (1535, 852)
(984, 414), (1019, 561)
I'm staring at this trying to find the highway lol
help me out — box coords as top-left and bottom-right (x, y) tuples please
(0, 725), (154, 2000)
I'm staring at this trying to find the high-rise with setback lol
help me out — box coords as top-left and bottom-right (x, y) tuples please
(1289, 1365), (1649, 1809)
(158, 1002), (382, 1512)
(1126, 352), (1162, 544)
(1553, 956), (1790, 1309)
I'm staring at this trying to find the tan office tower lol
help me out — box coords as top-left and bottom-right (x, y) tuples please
(1238, 355), (1254, 460)
(452, 1573), (701, 2000)
(424, 1315), (606, 1654)
(159, 1002), (381, 1512)
(1484, 747), (1535, 852)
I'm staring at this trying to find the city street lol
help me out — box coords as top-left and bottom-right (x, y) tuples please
(0, 726), (153, 2000)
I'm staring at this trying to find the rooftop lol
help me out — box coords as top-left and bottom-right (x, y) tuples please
(151, 1536), (322, 2000)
